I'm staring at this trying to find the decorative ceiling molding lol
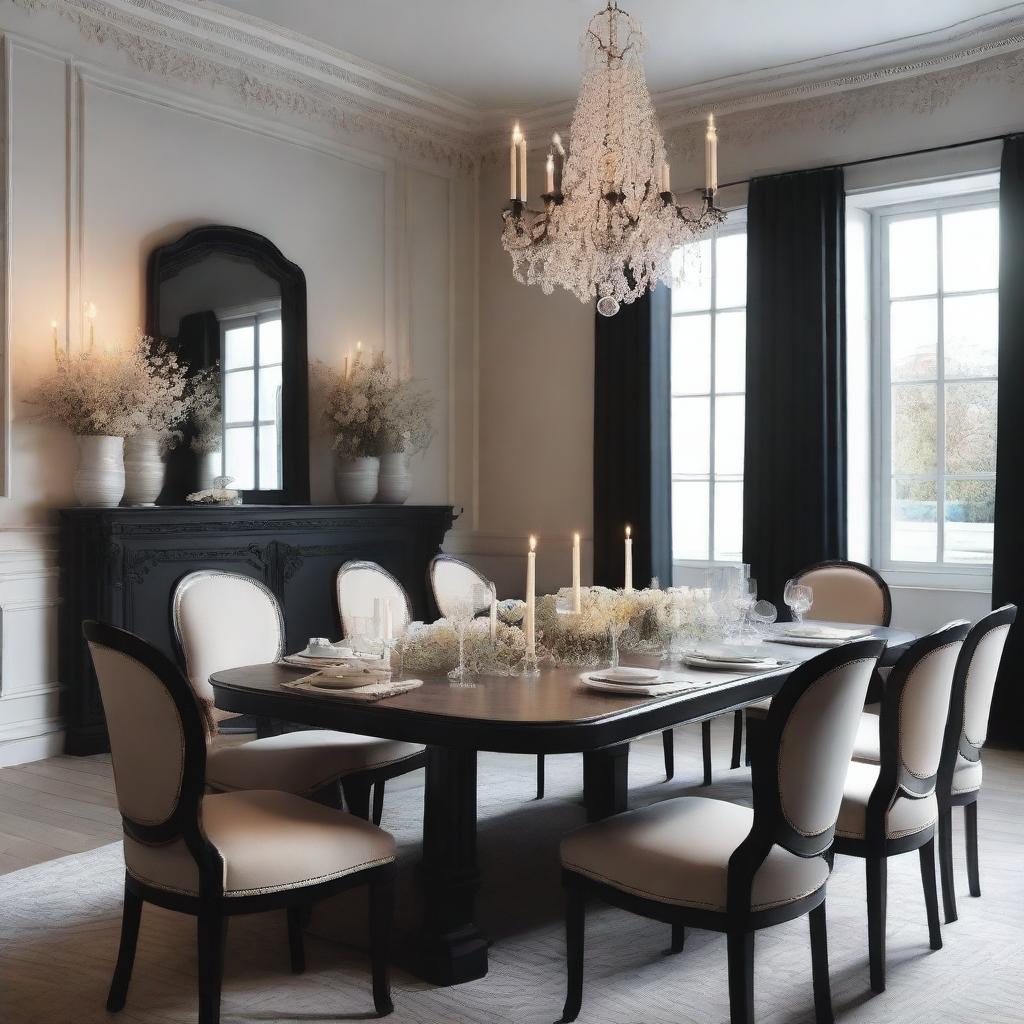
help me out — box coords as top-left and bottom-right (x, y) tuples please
(10, 0), (481, 169)
(8, 0), (1024, 172)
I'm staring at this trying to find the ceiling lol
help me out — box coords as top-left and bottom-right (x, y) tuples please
(209, 1), (1021, 110)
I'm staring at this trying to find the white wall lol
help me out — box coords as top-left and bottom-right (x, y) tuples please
(0, 16), (474, 764)
(464, 49), (1023, 619)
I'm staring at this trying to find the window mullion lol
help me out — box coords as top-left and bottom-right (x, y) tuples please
(935, 214), (946, 567)
(708, 239), (717, 562)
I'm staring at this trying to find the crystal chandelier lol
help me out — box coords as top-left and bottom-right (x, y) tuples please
(501, 1), (726, 317)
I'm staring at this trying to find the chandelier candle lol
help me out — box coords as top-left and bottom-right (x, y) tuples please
(501, 1), (726, 316)
(625, 525), (633, 593)
(706, 113), (719, 192)
(572, 532), (582, 613)
(525, 536), (537, 657)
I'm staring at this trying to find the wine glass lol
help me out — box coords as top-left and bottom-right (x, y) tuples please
(395, 620), (424, 679)
(749, 600), (778, 638)
(784, 581), (813, 624)
(447, 596), (475, 683)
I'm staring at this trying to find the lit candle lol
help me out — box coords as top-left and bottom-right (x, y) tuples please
(372, 597), (383, 639)
(545, 153), (555, 195)
(489, 582), (498, 642)
(84, 301), (97, 350)
(343, 352), (350, 379)
(572, 532), (582, 614)
(511, 123), (521, 200)
(384, 602), (394, 643)
(705, 113), (718, 192)
(624, 525), (633, 593)
(518, 129), (527, 201)
(51, 320), (60, 359)
(525, 535), (536, 656)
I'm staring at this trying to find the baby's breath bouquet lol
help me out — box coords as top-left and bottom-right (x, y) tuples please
(187, 366), (223, 456)
(30, 334), (190, 442)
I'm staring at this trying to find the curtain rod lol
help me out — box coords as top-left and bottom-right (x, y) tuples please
(717, 130), (1019, 191)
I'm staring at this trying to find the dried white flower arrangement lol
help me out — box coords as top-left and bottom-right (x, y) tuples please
(187, 366), (223, 455)
(313, 351), (435, 458)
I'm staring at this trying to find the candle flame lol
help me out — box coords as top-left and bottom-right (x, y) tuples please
(512, 123), (522, 144)
(50, 319), (58, 330)
(625, 525), (632, 538)
(546, 153), (554, 169)
(84, 302), (97, 319)
(574, 532), (581, 543)
(356, 340), (362, 352)
(529, 535), (537, 551)
(707, 113), (717, 137)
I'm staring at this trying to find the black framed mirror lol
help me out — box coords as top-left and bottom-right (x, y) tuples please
(146, 225), (309, 505)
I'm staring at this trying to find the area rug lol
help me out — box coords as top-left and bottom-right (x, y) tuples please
(2, 730), (1022, 1024)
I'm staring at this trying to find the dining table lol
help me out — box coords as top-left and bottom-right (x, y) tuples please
(210, 622), (916, 987)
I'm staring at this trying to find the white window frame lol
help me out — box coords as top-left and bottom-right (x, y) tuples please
(871, 189), (998, 590)
(671, 212), (748, 572)
(219, 302), (283, 492)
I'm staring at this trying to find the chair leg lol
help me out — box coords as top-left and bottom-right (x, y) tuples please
(730, 710), (743, 770)
(809, 902), (834, 1024)
(286, 906), (306, 974)
(106, 882), (143, 1012)
(744, 714), (760, 768)
(701, 720), (713, 786)
(918, 839), (943, 951)
(670, 923), (685, 954)
(865, 856), (887, 994)
(341, 778), (372, 820)
(726, 930), (755, 1024)
(535, 754), (546, 799)
(372, 781), (386, 826)
(197, 909), (227, 1024)
(369, 874), (394, 1017)
(662, 729), (675, 781)
(938, 805), (958, 924)
(559, 882), (586, 1024)
(965, 800), (981, 898)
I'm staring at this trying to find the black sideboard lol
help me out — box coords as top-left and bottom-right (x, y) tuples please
(59, 504), (456, 755)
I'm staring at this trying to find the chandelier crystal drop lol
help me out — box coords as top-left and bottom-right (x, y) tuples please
(501, 1), (726, 317)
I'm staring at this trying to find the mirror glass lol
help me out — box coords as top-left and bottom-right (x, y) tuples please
(148, 226), (309, 505)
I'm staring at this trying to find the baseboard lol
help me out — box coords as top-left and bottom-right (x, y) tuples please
(0, 723), (65, 768)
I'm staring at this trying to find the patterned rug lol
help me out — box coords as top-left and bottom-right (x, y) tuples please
(2, 728), (1022, 1024)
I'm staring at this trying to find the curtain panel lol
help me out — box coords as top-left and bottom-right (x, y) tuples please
(742, 167), (848, 608)
(990, 134), (1024, 746)
(593, 286), (672, 590)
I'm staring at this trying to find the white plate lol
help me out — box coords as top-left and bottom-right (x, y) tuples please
(681, 653), (780, 671)
(581, 674), (698, 697)
(308, 676), (377, 691)
(589, 667), (662, 685)
(697, 643), (773, 663)
(300, 644), (354, 659)
(779, 626), (871, 641)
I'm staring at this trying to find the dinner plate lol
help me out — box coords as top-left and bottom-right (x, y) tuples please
(588, 666), (662, 685)
(697, 643), (773, 663)
(681, 653), (781, 671)
(778, 626), (872, 641)
(308, 676), (377, 691)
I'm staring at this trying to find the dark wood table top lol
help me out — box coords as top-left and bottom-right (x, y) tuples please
(211, 624), (916, 755)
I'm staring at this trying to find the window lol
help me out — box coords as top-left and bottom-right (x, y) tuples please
(877, 191), (998, 572)
(670, 221), (747, 565)
(220, 306), (283, 491)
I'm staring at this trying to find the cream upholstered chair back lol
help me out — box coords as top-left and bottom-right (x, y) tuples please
(794, 560), (892, 627)
(938, 605), (1017, 791)
(172, 570), (284, 734)
(429, 555), (493, 619)
(336, 561), (413, 639)
(84, 620), (206, 834)
(756, 639), (885, 847)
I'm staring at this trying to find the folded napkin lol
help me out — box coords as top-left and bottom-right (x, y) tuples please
(281, 653), (381, 670)
(782, 625), (871, 640)
(281, 674), (423, 701)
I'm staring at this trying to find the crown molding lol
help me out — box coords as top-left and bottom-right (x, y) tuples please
(10, 0), (482, 169)
(8, 0), (1024, 170)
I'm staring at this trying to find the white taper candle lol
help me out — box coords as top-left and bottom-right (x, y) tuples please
(624, 525), (633, 593)
(572, 532), (582, 614)
(526, 535), (536, 655)
(705, 113), (718, 192)
(489, 583), (498, 642)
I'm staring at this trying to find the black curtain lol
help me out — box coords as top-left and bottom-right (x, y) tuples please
(742, 167), (847, 608)
(990, 134), (1024, 747)
(593, 286), (672, 590)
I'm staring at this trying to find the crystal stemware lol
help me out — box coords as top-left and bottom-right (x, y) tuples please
(447, 597), (475, 683)
(783, 581), (814, 624)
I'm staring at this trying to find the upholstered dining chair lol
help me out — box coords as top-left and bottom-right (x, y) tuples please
(833, 620), (969, 994)
(84, 620), (397, 1024)
(737, 560), (893, 768)
(336, 560), (413, 640)
(558, 639), (885, 1024)
(852, 606), (1017, 924)
(173, 570), (425, 826)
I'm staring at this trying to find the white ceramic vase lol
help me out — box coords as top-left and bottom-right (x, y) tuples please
(375, 452), (412, 504)
(74, 435), (125, 507)
(334, 455), (379, 504)
(122, 430), (165, 506)
(197, 450), (223, 491)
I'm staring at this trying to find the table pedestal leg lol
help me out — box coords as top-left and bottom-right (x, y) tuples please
(419, 745), (488, 985)
(583, 743), (630, 822)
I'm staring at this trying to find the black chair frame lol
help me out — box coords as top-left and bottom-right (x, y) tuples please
(85, 620), (396, 1024)
(560, 639), (885, 1024)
